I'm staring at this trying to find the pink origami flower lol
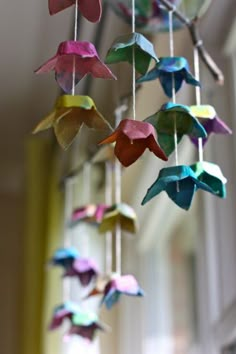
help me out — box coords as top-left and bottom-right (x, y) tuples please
(49, 0), (102, 23)
(35, 41), (116, 93)
(64, 258), (100, 286)
(99, 119), (168, 167)
(71, 204), (109, 225)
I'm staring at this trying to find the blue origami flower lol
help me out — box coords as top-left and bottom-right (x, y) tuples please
(142, 165), (213, 210)
(137, 57), (200, 97)
(49, 247), (79, 270)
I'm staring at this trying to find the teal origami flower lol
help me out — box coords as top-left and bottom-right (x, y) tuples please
(190, 161), (227, 198)
(137, 57), (200, 97)
(142, 165), (213, 210)
(105, 32), (159, 75)
(144, 102), (207, 156)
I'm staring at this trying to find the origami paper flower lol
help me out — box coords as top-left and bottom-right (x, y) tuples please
(137, 57), (200, 97)
(49, 0), (102, 22)
(49, 302), (81, 330)
(99, 119), (168, 167)
(49, 247), (79, 270)
(71, 204), (109, 226)
(145, 102), (207, 156)
(86, 274), (115, 298)
(189, 105), (232, 147)
(142, 165), (213, 210)
(101, 274), (144, 309)
(68, 311), (106, 341)
(35, 41), (116, 93)
(105, 33), (159, 75)
(33, 95), (112, 150)
(64, 258), (99, 286)
(190, 161), (227, 198)
(99, 203), (138, 234)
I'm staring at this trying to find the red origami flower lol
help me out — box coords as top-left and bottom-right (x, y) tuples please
(49, 0), (102, 23)
(99, 119), (168, 167)
(35, 41), (116, 93)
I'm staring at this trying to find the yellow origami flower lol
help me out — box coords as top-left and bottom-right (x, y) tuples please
(33, 95), (112, 149)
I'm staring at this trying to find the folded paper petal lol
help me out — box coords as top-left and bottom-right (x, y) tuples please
(145, 102), (207, 156)
(33, 95), (112, 149)
(99, 203), (138, 234)
(137, 57), (200, 97)
(142, 165), (213, 210)
(49, 302), (81, 330)
(101, 274), (144, 309)
(64, 258), (99, 286)
(99, 119), (167, 166)
(71, 204), (109, 226)
(191, 161), (227, 198)
(49, 0), (101, 22)
(35, 41), (116, 92)
(105, 32), (159, 75)
(189, 105), (232, 147)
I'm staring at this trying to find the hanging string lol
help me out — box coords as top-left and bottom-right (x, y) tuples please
(169, 10), (179, 192)
(72, 0), (78, 96)
(132, 0), (136, 120)
(194, 46), (204, 162)
(82, 162), (91, 257)
(63, 179), (74, 300)
(105, 161), (113, 274)
(115, 107), (122, 275)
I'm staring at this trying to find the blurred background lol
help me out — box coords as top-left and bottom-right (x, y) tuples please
(0, 0), (236, 354)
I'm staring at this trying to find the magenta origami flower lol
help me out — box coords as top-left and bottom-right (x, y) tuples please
(99, 119), (168, 167)
(64, 258), (100, 286)
(48, 0), (102, 22)
(49, 302), (81, 330)
(35, 41), (116, 93)
(71, 204), (109, 226)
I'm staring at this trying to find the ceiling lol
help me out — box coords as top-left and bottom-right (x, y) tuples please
(0, 0), (235, 194)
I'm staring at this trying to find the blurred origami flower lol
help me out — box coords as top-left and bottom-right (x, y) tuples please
(33, 95), (112, 150)
(49, 0), (102, 22)
(86, 274), (115, 298)
(49, 247), (79, 271)
(71, 204), (109, 226)
(105, 32), (159, 75)
(101, 274), (144, 309)
(35, 41), (116, 93)
(99, 119), (167, 167)
(142, 165), (213, 210)
(99, 203), (138, 234)
(137, 57), (200, 97)
(190, 161), (227, 198)
(189, 105), (232, 147)
(145, 102), (207, 156)
(49, 302), (81, 330)
(68, 311), (107, 341)
(64, 258), (99, 286)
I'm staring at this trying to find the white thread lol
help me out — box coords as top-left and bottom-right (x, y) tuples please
(105, 162), (113, 274)
(132, 0), (136, 120)
(115, 108), (122, 274)
(193, 46), (204, 162)
(72, 0), (78, 95)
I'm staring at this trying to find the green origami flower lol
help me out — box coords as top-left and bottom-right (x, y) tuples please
(105, 32), (159, 75)
(144, 102), (207, 156)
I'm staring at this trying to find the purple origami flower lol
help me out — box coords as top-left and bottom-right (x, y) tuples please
(48, 0), (102, 23)
(64, 258), (100, 286)
(35, 41), (116, 93)
(49, 302), (81, 330)
(71, 204), (109, 226)
(49, 247), (79, 271)
(101, 274), (144, 309)
(189, 105), (232, 147)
